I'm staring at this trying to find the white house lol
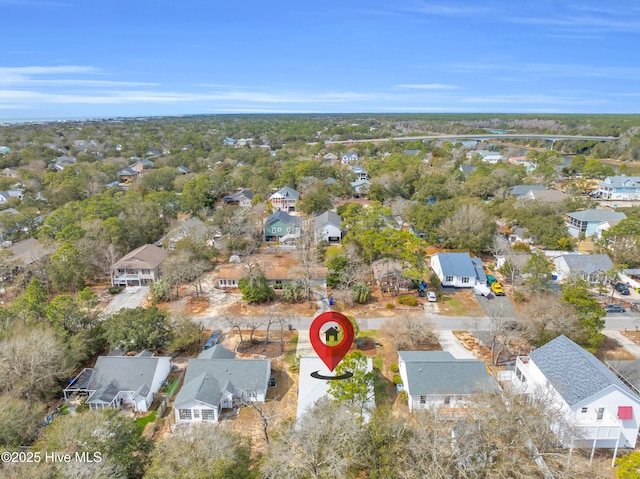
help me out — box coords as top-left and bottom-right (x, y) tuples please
(594, 176), (640, 200)
(222, 188), (254, 207)
(173, 345), (271, 423)
(0, 189), (23, 204)
(511, 335), (640, 457)
(349, 165), (368, 181)
(466, 150), (503, 164)
(551, 253), (614, 283)
(430, 252), (487, 288)
(63, 352), (171, 413)
(341, 152), (359, 164)
(314, 211), (342, 244)
(398, 351), (499, 413)
(269, 186), (300, 212)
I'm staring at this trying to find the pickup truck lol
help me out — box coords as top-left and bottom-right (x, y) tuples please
(491, 282), (505, 296)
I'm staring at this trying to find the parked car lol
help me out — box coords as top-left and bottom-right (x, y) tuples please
(204, 330), (221, 349)
(604, 304), (626, 313)
(486, 274), (497, 285)
(491, 282), (505, 296)
(614, 282), (631, 295)
(426, 291), (437, 302)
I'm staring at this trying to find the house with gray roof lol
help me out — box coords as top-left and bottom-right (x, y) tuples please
(0, 189), (23, 204)
(173, 346), (270, 423)
(269, 185), (300, 212)
(595, 175), (640, 200)
(398, 351), (499, 413)
(511, 335), (640, 451)
(551, 253), (614, 283)
(63, 351), (171, 412)
(522, 188), (568, 204)
(222, 188), (254, 207)
(314, 211), (342, 244)
(566, 209), (627, 238)
(264, 210), (302, 242)
(112, 244), (168, 286)
(508, 184), (545, 198)
(430, 252), (487, 288)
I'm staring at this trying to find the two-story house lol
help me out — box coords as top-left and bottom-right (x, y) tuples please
(222, 189), (255, 207)
(430, 252), (487, 288)
(349, 165), (369, 181)
(269, 186), (300, 212)
(511, 335), (640, 462)
(314, 211), (342, 244)
(566, 209), (627, 238)
(595, 176), (640, 200)
(264, 211), (302, 242)
(341, 152), (359, 164)
(112, 244), (168, 286)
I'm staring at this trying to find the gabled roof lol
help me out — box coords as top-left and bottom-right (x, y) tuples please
(509, 185), (545, 197)
(527, 189), (568, 203)
(566, 209), (627, 223)
(265, 210), (302, 228)
(85, 355), (168, 404)
(6, 237), (48, 265)
(556, 253), (613, 275)
(314, 211), (342, 230)
(176, 165), (191, 174)
(113, 244), (168, 270)
(270, 186), (300, 200)
(601, 176), (640, 188)
(223, 189), (254, 202)
(529, 335), (637, 406)
(174, 358), (270, 408)
(433, 252), (484, 280)
(118, 167), (137, 176)
(399, 351), (499, 395)
(198, 344), (236, 360)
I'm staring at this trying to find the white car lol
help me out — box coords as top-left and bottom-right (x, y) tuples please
(426, 291), (437, 302)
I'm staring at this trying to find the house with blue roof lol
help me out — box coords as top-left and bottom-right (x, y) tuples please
(430, 252), (487, 288)
(512, 335), (640, 456)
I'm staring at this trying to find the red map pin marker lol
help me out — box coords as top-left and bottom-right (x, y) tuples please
(309, 311), (354, 372)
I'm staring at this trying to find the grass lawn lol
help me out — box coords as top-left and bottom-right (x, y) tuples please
(134, 410), (156, 436)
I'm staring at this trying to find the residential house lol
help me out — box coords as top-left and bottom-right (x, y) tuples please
(130, 159), (154, 172)
(458, 165), (478, 176)
(349, 165), (369, 181)
(5, 237), (48, 265)
(162, 148), (171, 155)
(0, 189), (23, 204)
(509, 226), (534, 245)
(52, 156), (76, 171)
(264, 211), (302, 242)
(566, 209), (627, 238)
(466, 150), (503, 164)
(176, 165), (191, 174)
(0, 146), (11, 154)
(112, 244), (168, 286)
(323, 152), (338, 161)
(430, 252), (487, 288)
(403, 149), (420, 156)
(236, 138), (253, 147)
(222, 189), (254, 207)
(522, 189), (568, 204)
(508, 156), (537, 172)
(173, 346), (270, 423)
(63, 351), (171, 412)
(117, 167), (138, 183)
(156, 217), (208, 250)
(341, 152), (359, 164)
(324, 177), (337, 186)
(551, 253), (614, 283)
(594, 175), (640, 200)
(511, 335), (640, 452)
(0, 167), (18, 178)
(145, 150), (161, 157)
(398, 351), (499, 413)
(223, 137), (236, 146)
(314, 211), (342, 244)
(269, 186), (300, 212)
(351, 179), (370, 197)
(508, 184), (545, 198)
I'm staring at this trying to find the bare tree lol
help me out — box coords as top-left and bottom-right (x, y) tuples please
(295, 218), (319, 300)
(519, 294), (581, 347)
(222, 313), (245, 348)
(487, 304), (516, 365)
(382, 315), (435, 350)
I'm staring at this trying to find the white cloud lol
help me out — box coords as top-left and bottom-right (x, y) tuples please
(396, 83), (458, 90)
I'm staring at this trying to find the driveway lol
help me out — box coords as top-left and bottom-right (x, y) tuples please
(103, 286), (149, 314)
(435, 330), (475, 359)
(475, 293), (518, 319)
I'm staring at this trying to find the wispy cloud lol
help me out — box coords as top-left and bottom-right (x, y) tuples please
(396, 83), (459, 90)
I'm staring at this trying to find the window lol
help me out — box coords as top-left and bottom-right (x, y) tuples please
(419, 395), (427, 405)
(444, 396), (451, 405)
(286, 228), (291, 233)
(596, 408), (604, 420)
(461, 277), (469, 284)
(201, 409), (216, 421)
(271, 227), (276, 233)
(515, 367), (526, 382)
(445, 276), (453, 282)
(193, 409), (200, 419)
(179, 409), (192, 420)
(277, 227), (282, 232)
(581, 407), (588, 413)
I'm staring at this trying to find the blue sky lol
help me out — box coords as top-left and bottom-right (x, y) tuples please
(1, 0), (640, 119)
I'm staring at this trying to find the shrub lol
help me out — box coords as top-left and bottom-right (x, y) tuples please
(429, 273), (441, 289)
(390, 363), (399, 373)
(108, 285), (122, 295)
(397, 390), (408, 401)
(282, 281), (305, 303)
(513, 290), (527, 303)
(398, 295), (419, 307)
(392, 374), (403, 385)
(351, 282), (371, 304)
(386, 302), (395, 309)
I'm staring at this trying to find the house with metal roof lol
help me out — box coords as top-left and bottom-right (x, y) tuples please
(595, 175), (640, 200)
(398, 351), (499, 413)
(511, 335), (640, 454)
(314, 211), (342, 244)
(264, 210), (302, 242)
(566, 209), (627, 238)
(222, 188), (254, 207)
(269, 185), (300, 212)
(551, 253), (614, 283)
(508, 184), (545, 198)
(63, 352), (171, 412)
(173, 347), (271, 423)
(112, 244), (168, 286)
(430, 252), (487, 288)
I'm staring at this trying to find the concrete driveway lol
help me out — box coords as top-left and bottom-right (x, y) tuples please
(475, 293), (518, 319)
(104, 286), (149, 314)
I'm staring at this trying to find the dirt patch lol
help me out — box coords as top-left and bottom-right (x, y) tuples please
(620, 330), (640, 346)
(597, 336), (636, 361)
(236, 330), (297, 359)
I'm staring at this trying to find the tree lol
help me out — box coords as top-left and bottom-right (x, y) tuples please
(144, 425), (253, 479)
(297, 189), (333, 215)
(562, 279), (606, 351)
(238, 269), (275, 303)
(45, 294), (93, 333)
(616, 451), (640, 479)
(519, 294), (581, 347)
(34, 408), (151, 479)
(282, 280), (305, 303)
(328, 351), (375, 417)
(0, 395), (47, 447)
(351, 282), (371, 304)
(13, 278), (48, 321)
(47, 242), (88, 292)
(438, 203), (496, 254)
(522, 251), (553, 293)
(382, 315), (435, 350)
(167, 315), (202, 353)
(102, 306), (170, 352)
